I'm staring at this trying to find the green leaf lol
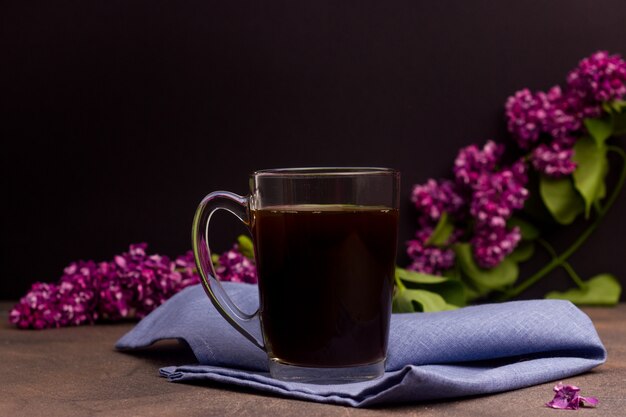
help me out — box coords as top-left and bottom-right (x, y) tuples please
(454, 243), (519, 292)
(612, 108), (626, 136)
(211, 253), (220, 267)
(442, 265), (461, 280)
(546, 274), (622, 306)
(396, 268), (466, 307)
(392, 288), (458, 313)
(508, 241), (535, 262)
(396, 268), (448, 284)
(611, 99), (626, 112)
(507, 216), (540, 240)
(572, 137), (609, 218)
(584, 117), (613, 145)
(596, 159), (609, 202)
(539, 175), (584, 225)
(237, 235), (255, 259)
(425, 212), (454, 246)
(462, 284), (482, 303)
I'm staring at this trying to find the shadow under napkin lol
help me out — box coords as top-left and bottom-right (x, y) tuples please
(115, 283), (606, 407)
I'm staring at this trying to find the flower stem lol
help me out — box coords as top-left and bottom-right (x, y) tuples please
(536, 238), (558, 258)
(562, 262), (587, 289)
(537, 238), (586, 289)
(498, 145), (626, 301)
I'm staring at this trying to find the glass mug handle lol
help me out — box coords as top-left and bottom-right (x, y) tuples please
(191, 191), (266, 351)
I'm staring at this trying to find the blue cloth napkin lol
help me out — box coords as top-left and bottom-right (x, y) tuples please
(115, 282), (606, 407)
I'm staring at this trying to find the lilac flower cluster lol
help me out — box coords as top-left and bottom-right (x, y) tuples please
(545, 382), (598, 410)
(506, 51), (626, 177)
(505, 86), (581, 152)
(411, 179), (465, 221)
(472, 227), (521, 269)
(567, 51), (626, 103)
(530, 143), (576, 177)
(453, 141), (503, 186)
(408, 51), (625, 274)
(407, 179), (465, 274)
(406, 225), (457, 275)
(9, 243), (257, 329)
(408, 141), (528, 271)
(457, 142), (528, 268)
(9, 245), (199, 329)
(216, 245), (258, 284)
(468, 159), (528, 228)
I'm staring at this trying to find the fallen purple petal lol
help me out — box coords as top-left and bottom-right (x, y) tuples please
(545, 382), (598, 410)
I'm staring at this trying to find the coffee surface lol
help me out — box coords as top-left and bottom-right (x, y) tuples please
(251, 205), (398, 367)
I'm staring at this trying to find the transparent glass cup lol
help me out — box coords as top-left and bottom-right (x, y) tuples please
(192, 168), (400, 383)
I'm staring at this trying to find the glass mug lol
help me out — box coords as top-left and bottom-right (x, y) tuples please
(192, 168), (400, 383)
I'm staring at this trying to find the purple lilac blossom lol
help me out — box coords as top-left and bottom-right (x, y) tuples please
(409, 142), (529, 271)
(542, 86), (583, 140)
(100, 244), (174, 319)
(545, 382), (599, 410)
(57, 261), (99, 326)
(97, 260), (131, 320)
(469, 160), (529, 229)
(407, 177), (465, 274)
(406, 227), (456, 275)
(9, 244), (205, 329)
(453, 140), (503, 185)
(530, 142), (577, 177)
(567, 51), (626, 103)
(505, 51), (626, 156)
(472, 226), (522, 269)
(216, 245), (258, 284)
(9, 283), (62, 329)
(100, 244), (204, 319)
(454, 143), (528, 268)
(409, 51), (625, 273)
(9, 262), (102, 329)
(504, 88), (550, 148)
(411, 179), (465, 221)
(468, 161), (527, 268)
(175, 250), (199, 285)
(505, 86), (583, 150)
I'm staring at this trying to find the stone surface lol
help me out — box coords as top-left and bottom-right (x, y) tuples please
(1, 303), (624, 416)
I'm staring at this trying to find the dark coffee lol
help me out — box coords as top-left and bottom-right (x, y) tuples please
(251, 205), (398, 367)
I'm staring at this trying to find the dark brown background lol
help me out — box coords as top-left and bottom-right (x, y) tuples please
(1, 0), (625, 300)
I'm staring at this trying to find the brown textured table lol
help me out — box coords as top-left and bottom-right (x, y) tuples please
(1, 302), (624, 417)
